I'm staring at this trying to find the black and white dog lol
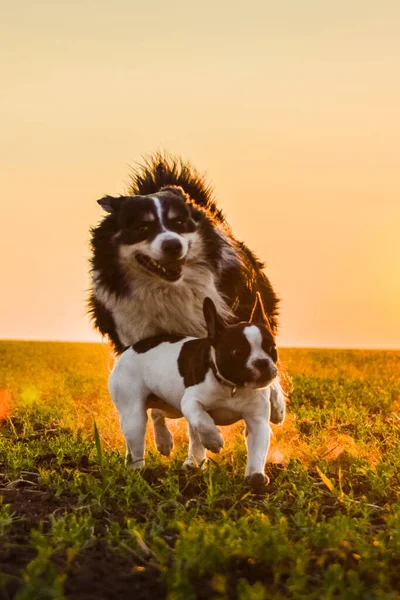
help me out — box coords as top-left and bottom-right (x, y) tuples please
(109, 294), (284, 488)
(88, 154), (285, 451)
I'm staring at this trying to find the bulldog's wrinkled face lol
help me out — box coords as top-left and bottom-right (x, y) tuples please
(214, 323), (278, 389)
(204, 293), (278, 389)
(98, 187), (200, 282)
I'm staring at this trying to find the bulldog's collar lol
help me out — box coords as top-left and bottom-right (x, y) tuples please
(209, 356), (238, 397)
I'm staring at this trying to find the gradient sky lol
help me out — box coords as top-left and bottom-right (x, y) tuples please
(1, 0), (400, 348)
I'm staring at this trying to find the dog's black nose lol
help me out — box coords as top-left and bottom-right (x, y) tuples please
(162, 238), (182, 257)
(253, 359), (277, 378)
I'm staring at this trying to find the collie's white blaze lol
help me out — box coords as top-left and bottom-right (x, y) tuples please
(151, 196), (165, 229)
(149, 195), (189, 261)
(244, 325), (270, 370)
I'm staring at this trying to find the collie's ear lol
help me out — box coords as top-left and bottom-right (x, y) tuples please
(250, 292), (271, 329)
(97, 195), (122, 214)
(203, 297), (225, 344)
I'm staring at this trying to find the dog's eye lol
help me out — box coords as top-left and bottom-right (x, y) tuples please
(231, 348), (246, 358)
(171, 217), (185, 226)
(269, 344), (278, 359)
(137, 224), (149, 232)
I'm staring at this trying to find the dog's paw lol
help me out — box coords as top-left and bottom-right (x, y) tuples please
(182, 457), (208, 472)
(125, 454), (145, 470)
(182, 457), (198, 472)
(200, 428), (224, 454)
(154, 430), (174, 457)
(245, 472), (270, 491)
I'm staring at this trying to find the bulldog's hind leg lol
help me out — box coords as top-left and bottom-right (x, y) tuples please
(151, 409), (174, 457)
(182, 423), (207, 471)
(269, 379), (286, 425)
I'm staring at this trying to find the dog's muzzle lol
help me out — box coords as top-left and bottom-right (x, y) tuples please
(135, 253), (184, 282)
(246, 359), (277, 389)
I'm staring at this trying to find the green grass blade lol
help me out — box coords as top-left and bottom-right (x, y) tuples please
(93, 419), (105, 481)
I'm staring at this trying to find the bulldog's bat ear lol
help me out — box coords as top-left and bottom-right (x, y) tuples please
(203, 297), (225, 344)
(250, 292), (271, 329)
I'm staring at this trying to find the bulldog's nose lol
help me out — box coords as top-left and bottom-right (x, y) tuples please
(253, 359), (277, 379)
(162, 238), (182, 258)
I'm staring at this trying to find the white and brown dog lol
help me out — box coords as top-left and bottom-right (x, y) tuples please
(108, 293), (285, 489)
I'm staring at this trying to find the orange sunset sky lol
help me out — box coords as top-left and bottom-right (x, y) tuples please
(1, 1), (399, 349)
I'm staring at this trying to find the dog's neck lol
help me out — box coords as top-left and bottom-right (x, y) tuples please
(209, 347), (238, 397)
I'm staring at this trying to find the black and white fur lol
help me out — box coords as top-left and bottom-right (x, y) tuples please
(88, 153), (284, 449)
(108, 294), (285, 489)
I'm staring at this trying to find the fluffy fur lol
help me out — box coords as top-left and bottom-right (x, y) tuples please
(88, 153), (280, 353)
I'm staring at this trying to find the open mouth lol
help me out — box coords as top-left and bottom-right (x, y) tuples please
(135, 253), (183, 282)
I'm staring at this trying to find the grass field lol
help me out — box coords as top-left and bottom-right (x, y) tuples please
(0, 340), (399, 600)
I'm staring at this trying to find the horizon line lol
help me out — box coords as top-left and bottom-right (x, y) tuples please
(1, 337), (399, 352)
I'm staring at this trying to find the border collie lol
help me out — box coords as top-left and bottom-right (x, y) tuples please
(109, 294), (285, 489)
(88, 153), (285, 448)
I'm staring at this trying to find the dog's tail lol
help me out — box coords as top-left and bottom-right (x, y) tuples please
(127, 151), (225, 222)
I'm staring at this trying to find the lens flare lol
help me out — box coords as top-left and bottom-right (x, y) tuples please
(0, 390), (13, 421)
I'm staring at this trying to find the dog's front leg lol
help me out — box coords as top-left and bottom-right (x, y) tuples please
(243, 414), (271, 489)
(181, 393), (224, 454)
(109, 369), (148, 470)
(119, 405), (148, 470)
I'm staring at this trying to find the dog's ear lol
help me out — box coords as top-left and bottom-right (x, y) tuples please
(250, 292), (271, 329)
(203, 297), (225, 344)
(97, 195), (122, 214)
